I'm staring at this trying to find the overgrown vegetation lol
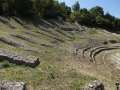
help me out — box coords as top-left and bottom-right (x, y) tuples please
(0, 0), (120, 31)
(70, 2), (120, 31)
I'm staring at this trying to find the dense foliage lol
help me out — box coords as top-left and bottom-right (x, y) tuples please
(0, 0), (120, 31)
(0, 0), (70, 18)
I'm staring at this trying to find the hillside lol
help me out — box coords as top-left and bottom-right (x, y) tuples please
(0, 16), (120, 90)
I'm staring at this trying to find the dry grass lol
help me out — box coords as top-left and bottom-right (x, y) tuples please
(0, 17), (120, 89)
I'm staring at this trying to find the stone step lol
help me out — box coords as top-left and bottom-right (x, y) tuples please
(0, 49), (40, 68)
(92, 47), (120, 62)
(0, 37), (24, 47)
(11, 34), (36, 44)
(0, 81), (25, 90)
(83, 80), (104, 90)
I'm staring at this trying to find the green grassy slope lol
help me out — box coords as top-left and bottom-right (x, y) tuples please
(0, 16), (120, 90)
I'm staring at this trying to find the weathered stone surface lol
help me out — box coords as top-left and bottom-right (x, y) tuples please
(109, 40), (118, 44)
(11, 35), (36, 44)
(59, 25), (76, 31)
(92, 47), (119, 61)
(0, 37), (24, 47)
(74, 39), (120, 62)
(74, 22), (85, 31)
(0, 36), (40, 53)
(83, 80), (104, 90)
(0, 49), (40, 67)
(0, 81), (25, 90)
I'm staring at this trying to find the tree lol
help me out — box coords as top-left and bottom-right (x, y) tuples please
(0, 0), (3, 15)
(55, 2), (71, 19)
(34, 0), (57, 18)
(72, 1), (80, 12)
(90, 6), (104, 16)
(105, 13), (115, 21)
(43, 0), (58, 18)
(112, 18), (120, 30)
(78, 8), (96, 26)
(15, 0), (34, 17)
(33, 0), (46, 17)
(56, 2), (67, 18)
(96, 15), (106, 27)
(33, 0), (71, 19)
(8, 0), (15, 16)
(1, 0), (9, 16)
(66, 6), (71, 16)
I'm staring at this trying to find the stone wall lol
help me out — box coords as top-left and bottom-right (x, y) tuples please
(0, 81), (25, 90)
(83, 80), (104, 90)
(0, 49), (40, 67)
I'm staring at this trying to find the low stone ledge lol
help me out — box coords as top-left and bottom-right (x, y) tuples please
(0, 81), (25, 90)
(0, 49), (40, 68)
(83, 80), (104, 90)
(0, 37), (23, 47)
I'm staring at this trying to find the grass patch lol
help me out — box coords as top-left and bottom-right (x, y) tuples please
(88, 29), (98, 35)
(0, 18), (120, 90)
(0, 60), (16, 69)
